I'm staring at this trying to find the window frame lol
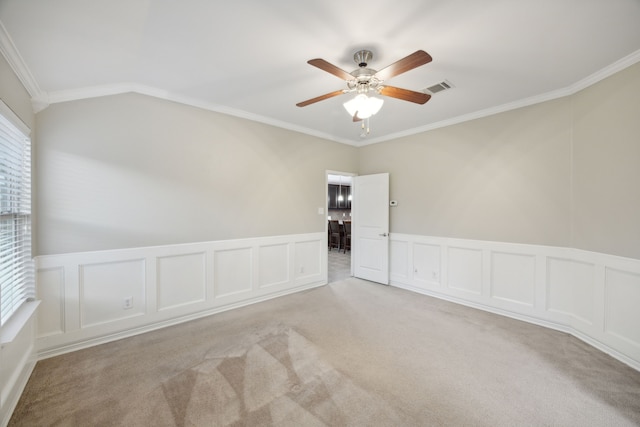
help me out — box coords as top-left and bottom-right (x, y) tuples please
(0, 100), (34, 331)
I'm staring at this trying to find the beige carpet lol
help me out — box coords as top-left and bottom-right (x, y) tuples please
(10, 278), (640, 426)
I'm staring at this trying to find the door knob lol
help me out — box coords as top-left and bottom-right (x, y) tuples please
(379, 233), (388, 237)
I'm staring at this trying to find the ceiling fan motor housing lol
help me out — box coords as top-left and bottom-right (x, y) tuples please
(354, 50), (373, 67)
(349, 68), (380, 93)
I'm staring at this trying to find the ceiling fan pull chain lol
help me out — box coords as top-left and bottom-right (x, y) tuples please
(360, 117), (371, 138)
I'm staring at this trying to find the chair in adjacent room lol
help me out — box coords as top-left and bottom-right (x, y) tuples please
(328, 220), (341, 251)
(342, 221), (351, 253)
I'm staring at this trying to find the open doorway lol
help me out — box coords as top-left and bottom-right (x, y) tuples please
(326, 171), (355, 283)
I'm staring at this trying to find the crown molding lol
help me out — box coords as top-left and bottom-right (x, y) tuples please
(0, 99), (31, 135)
(45, 83), (357, 146)
(360, 48), (640, 146)
(568, 48), (640, 93)
(0, 20), (42, 100)
(359, 89), (571, 146)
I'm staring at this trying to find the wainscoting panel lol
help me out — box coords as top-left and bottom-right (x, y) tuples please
(546, 257), (575, 317)
(413, 243), (441, 288)
(35, 267), (65, 337)
(258, 244), (289, 289)
(213, 247), (253, 299)
(546, 258), (595, 324)
(79, 259), (146, 328)
(35, 233), (326, 358)
(490, 252), (535, 307)
(157, 252), (206, 311)
(447, 247), (483, 295)
(294, 239), (322, 282)
(604, 268), (640, 349)
(389, 233), (640, 371)
(389, 240), (409, 281)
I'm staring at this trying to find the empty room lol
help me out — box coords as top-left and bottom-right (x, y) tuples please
(1, 1), (640, 425)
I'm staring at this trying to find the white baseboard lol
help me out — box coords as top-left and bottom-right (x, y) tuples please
(389, 233), (640, 371)
(1, 358), (35, 427)
(37, 281), (324, 360)
(0, 329), (37, 427)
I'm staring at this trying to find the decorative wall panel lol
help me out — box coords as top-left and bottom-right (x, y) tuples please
(490, 252), (535, 306)
(214, 248), (253, 298)
(79, 259), (146, 327)
(448, 247), (482, 294)
(389, 240), (409, 280)
(258, 244), (289, 288)
(605, 268), (640, 347)
(35, 267), (65, 337)
(413, 243), (441, 286)
(547, 258), (594, 324)
(295, 240), (321, 279)
(570, 261), (596, 325)
(157, 252), (206, 311)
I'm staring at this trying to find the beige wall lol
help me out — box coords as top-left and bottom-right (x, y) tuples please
(359, 62), (640, 260)
(571, 63), (640, 259)
(358, 98), (573, 248)
(35, 93), (358, 255)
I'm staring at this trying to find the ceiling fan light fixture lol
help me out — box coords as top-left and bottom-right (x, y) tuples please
(343, 94), (384, 119)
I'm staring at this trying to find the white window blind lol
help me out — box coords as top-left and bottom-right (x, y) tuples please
(0, 110), (34, 327)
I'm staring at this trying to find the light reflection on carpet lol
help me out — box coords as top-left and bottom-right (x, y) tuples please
(124, 324), (400, 426)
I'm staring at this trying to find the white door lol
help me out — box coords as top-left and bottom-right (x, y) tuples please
(353, 173), (389, 285)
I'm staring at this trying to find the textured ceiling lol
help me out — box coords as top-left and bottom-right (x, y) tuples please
(1, 0), (640, 145)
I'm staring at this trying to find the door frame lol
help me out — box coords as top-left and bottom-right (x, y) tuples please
(326, 170), (357, 279)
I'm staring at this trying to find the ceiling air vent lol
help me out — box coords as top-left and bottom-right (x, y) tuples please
(424, 80), (454, 95)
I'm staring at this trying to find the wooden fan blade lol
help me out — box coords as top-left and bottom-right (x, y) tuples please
(380, 86), (431, 104)
(296, 90), (345, 107)
(308, 59), (353, 81)
(374, 50), (432, 81)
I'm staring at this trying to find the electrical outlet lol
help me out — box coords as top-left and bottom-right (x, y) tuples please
(432, 271), (438, 280)
(123, 296), (133, 310)
(300, 266), (304, 274)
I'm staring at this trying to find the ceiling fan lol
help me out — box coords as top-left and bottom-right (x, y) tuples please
(296, 49), (432, 121)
